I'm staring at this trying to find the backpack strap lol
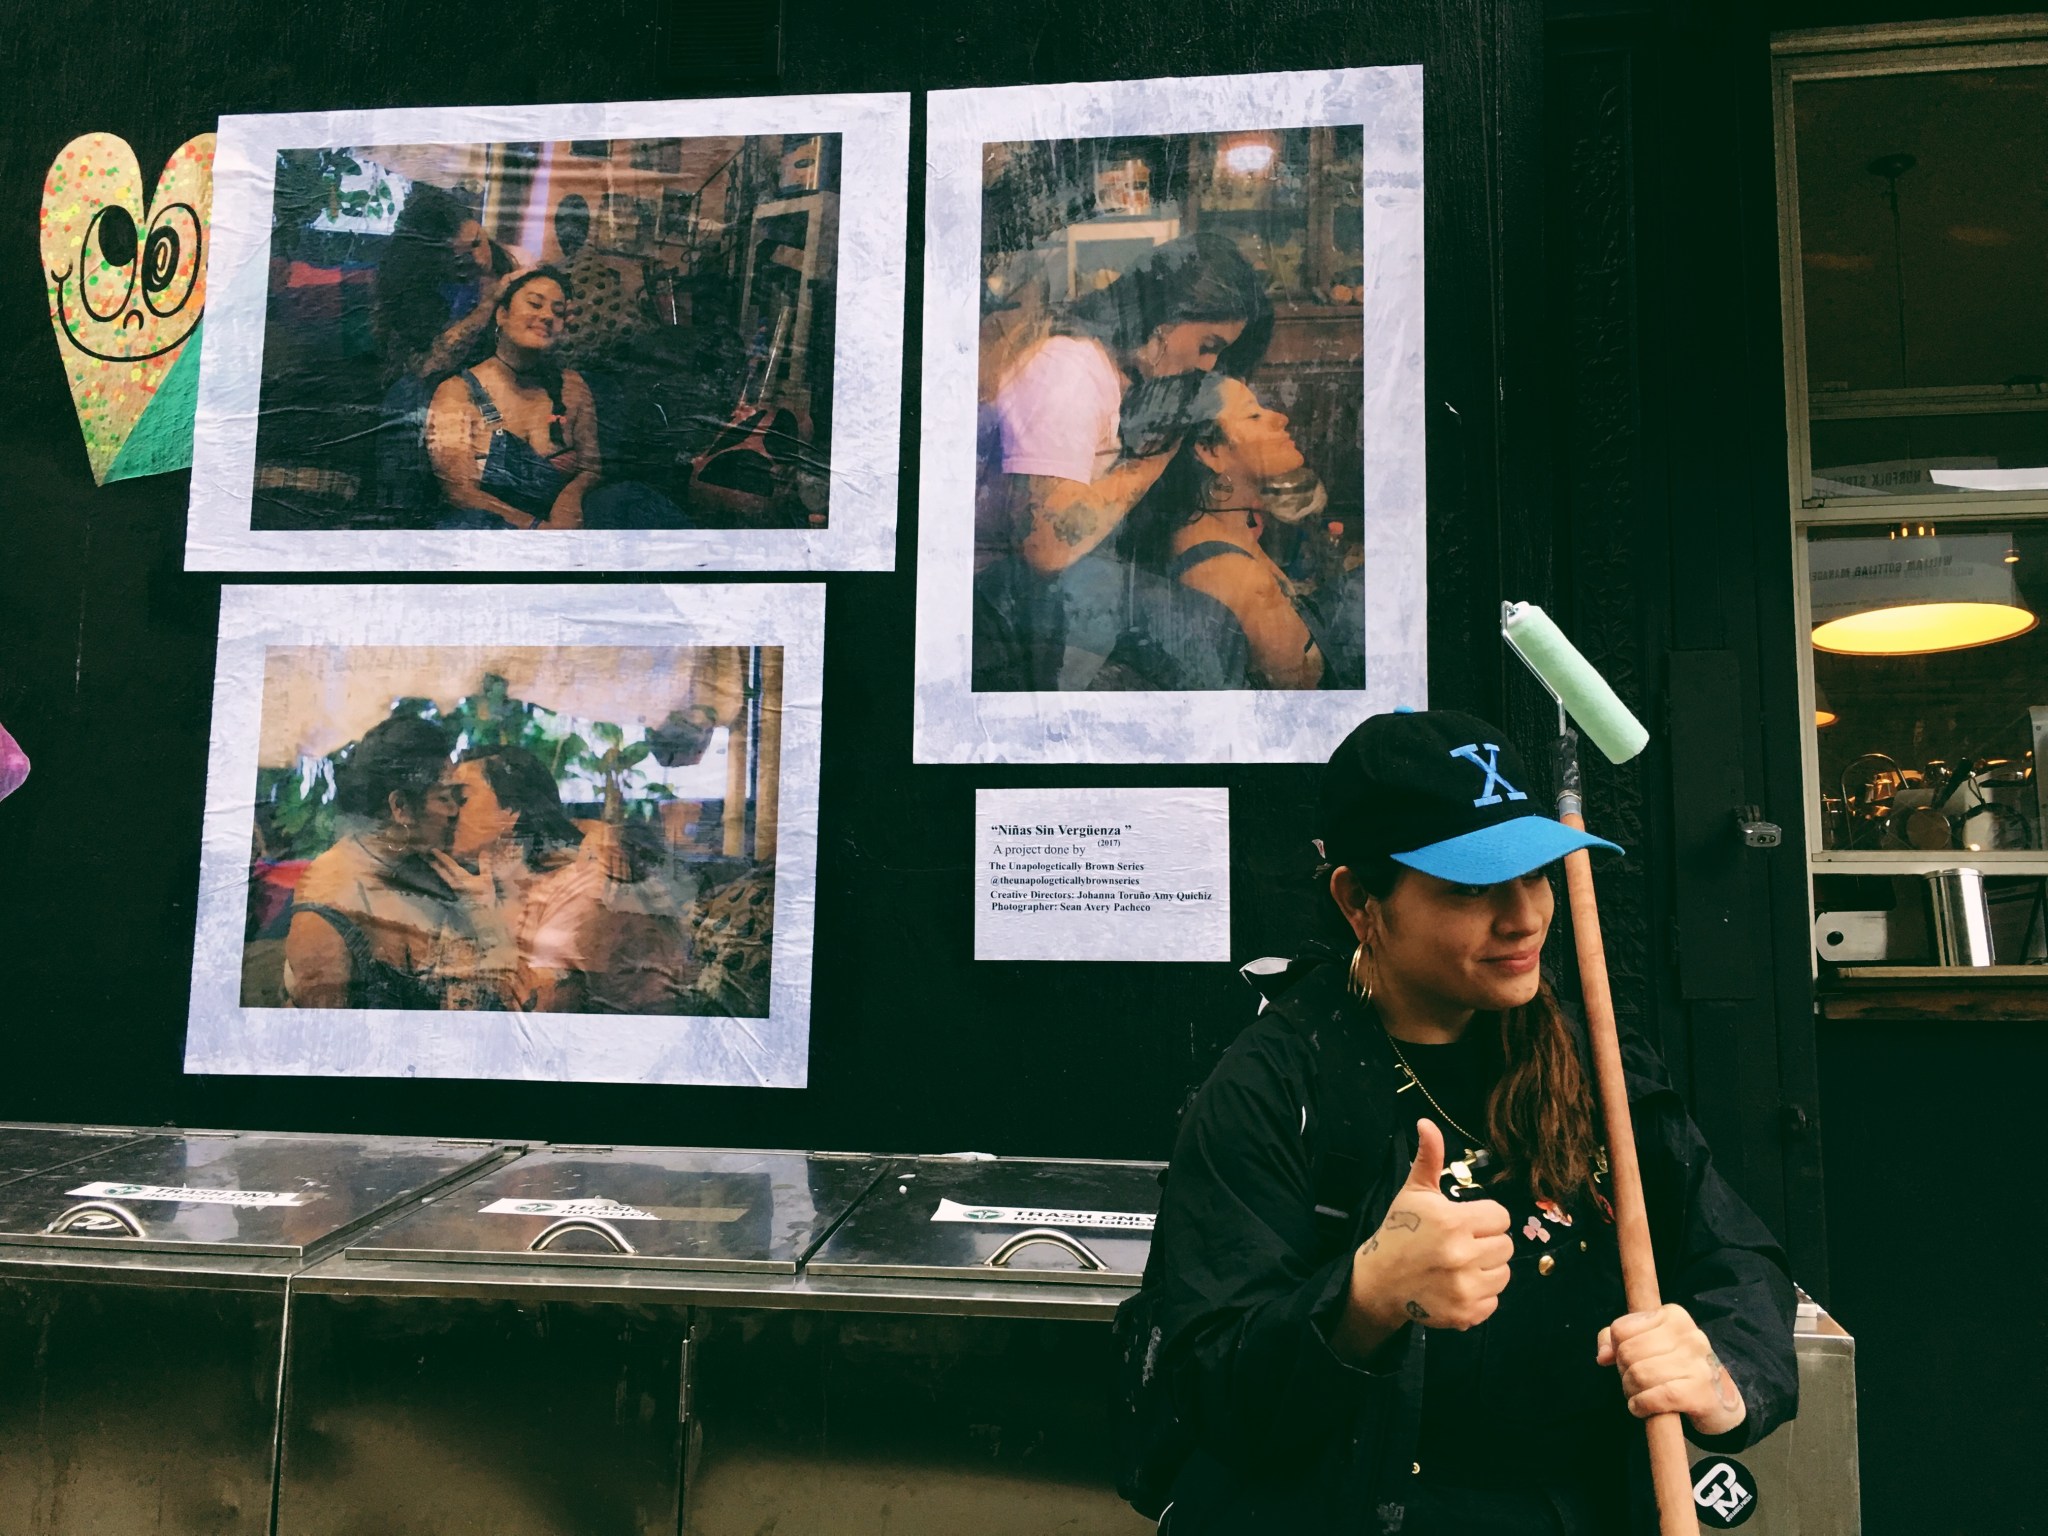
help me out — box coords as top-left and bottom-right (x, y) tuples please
(1114, 958), (1415, 1523)
(1256, 960), (1429, 1533)
(1256, 959), (1400, 1255)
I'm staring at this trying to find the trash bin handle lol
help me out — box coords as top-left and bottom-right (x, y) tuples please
(45, 1200), (146, 1237)
(530, 1216), (638, 1255)
(983, 1227), (1105, 1272)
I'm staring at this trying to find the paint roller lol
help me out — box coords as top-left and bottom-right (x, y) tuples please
(1501, 601), (1698, 1536)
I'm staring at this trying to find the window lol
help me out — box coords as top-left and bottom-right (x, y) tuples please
(1777, 21), (2048, 971)
(1780, 28), (2048, 508)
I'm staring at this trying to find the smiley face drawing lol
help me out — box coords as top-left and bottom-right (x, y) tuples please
(40, 131), (216, 484)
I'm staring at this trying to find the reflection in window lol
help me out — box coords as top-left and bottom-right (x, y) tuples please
(1809, 522), (2045, 853)
(1794, 65), (2048, 495)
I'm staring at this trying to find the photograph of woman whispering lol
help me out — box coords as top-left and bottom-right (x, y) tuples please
(971, 127), (1367, 693)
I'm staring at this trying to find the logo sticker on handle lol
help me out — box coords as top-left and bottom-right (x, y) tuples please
(480, 1198), (659, 1221)
(67, 1182), (305, 1209)
(930, 1198), (1153, 1231)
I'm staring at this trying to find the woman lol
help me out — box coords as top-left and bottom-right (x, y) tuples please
(1135, 708), (1797, 1534)
(979, 232), (1272, 577)
(425, 266), (599, 529)
(283, 715), (520, 1011)
(1123, 372), (1338, 689)
(450, 745), (693, 1014)
(373, 184), (520, 386)
(372, 186), (523, 522)
(446, 744), (589, 1012)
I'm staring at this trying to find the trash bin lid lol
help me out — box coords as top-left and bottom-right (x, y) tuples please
(346, 1147), (889, 1274)
(805, 1158), (1161, 1286)
(0, 1131), (507, 1261)
(0, 1125), (155, 1189)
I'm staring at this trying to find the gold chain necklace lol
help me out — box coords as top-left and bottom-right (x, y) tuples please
(1384, 1032), (1487, 1150)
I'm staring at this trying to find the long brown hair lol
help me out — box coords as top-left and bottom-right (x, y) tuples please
(1347, 858), (1600, 1206)
(1472, 980), (1600, 1207)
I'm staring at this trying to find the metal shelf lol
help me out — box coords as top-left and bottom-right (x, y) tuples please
(1829, 964), (2048, 981)
(1810, 383), (2048, 421)
(1810, 854), (2048, 877)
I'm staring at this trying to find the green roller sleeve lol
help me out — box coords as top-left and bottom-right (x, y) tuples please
(1501, 602), (1650, 764)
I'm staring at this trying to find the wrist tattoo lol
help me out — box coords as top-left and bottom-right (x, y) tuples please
(1706, 1353), (1742, 1414)
(1404, 1300), (1429, 1321)
(1383, 1210), (1422, 1233)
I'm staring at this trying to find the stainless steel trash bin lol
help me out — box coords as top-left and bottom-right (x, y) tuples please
(0, 1129), (509, 1536)
(803, 1155), (1157, 1286)
(1700, 1292), (1860, 1536)
(684, 1156), (1163, 1536)
(278, 1146), (889, 1536)
(0, 1122), (156, 1190)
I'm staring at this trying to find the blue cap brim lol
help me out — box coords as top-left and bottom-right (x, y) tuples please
(1390, 817), (1623, 885)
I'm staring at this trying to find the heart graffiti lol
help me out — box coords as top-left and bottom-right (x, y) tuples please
(40, 131), (216, 485)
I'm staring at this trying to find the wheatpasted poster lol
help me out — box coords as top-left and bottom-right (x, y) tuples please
(185, 583), (824, 1087)
(915, 67), (1427, 764)
(188, 94), (907, 572)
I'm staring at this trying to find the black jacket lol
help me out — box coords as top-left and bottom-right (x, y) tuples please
(1147, 962), (1798, 1534)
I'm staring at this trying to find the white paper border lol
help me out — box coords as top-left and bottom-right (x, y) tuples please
(912, 67), (1427, 763)
(188, 94), (908, 573)
(183, 582), (826, 1087)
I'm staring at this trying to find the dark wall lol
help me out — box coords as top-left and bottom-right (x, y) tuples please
(14, 0), (1960, 1518)
(0, 0), (1550, 1158)
(1544, 0), (1826, 1281)
(1544, 3), (2040, 1532)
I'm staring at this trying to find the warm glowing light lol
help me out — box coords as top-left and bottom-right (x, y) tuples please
(1815, 708), (1839, 728)
(1811, 601), (2038, 655)
(1222, 142), (1276, 176)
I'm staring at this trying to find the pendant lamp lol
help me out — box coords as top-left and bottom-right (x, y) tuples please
(1814, 681), (1838, 729)
(1810, 529), (2035, 656)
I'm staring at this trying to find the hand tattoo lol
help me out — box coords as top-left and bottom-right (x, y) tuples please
(1404, 1300), (1429, 1321)
(1383, 1210), (1422, 1233)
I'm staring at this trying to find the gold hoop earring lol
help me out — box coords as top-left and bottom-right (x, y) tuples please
(1348, 942), (1377, 1002)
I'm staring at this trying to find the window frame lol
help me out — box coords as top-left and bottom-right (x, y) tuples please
(1774, 19), (2048, 968)
(1774, 21), (2048, 520)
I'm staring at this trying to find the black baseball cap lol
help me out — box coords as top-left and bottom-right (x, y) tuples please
(1319, 708), (1622, 884)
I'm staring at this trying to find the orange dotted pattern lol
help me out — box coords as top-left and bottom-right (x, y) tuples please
(40, 131), (216, 483)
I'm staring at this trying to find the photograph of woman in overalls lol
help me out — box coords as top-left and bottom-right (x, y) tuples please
(425, 266), (599, 529)
(1133, 708), (1799, 1534)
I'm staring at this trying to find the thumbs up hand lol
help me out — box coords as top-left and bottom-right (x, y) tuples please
(1343, 1120), (1514, 1342)
(1402, 1113), (1450, 1197)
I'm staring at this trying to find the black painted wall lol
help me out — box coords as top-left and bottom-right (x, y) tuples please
(0, 0), (1551, 1157)
(1544, 3), (2039, 1532)
(19, 0), (1978, 1521)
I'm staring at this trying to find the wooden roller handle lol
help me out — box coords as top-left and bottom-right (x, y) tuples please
(1560, 819), (1699, 1536)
